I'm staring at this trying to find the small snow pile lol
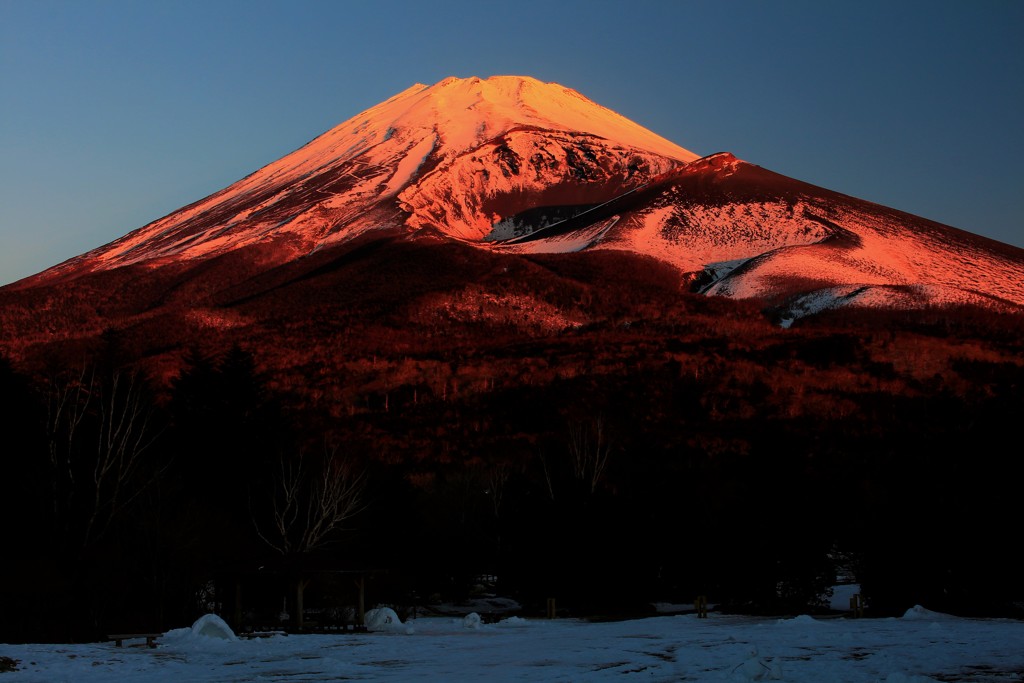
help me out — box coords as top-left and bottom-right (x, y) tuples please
(728, 647), (783, 681)
(191, 613), (238, 641)
(463, 612), (482, 629)
(364, 606), (405, 633)
(161, 613), (238, 648)
(902, 605), (950, 621)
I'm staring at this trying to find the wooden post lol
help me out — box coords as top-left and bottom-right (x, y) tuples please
(849, 593), (864, 618)
(546, 597), (556, 619)
(355, 576), (366, 625)
(695, 595), (708, 618)
(296, 578), (310, 631)
(233, 581), (242, 630)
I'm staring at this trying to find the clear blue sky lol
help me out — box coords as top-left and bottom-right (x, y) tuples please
(1, 0), (1021, 286)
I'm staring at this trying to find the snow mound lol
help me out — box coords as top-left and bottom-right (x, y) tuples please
(161, 613), (238, 649)
(191, 613), (237, 641)
(463, 612), (482, 629)
(902, 605), (952, 621)
(365, 607), (405, 632)
(777, 614), (817, 626)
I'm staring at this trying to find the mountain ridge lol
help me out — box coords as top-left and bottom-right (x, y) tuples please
(22, 76), (695, 282)
(5, 75), (1024, 327)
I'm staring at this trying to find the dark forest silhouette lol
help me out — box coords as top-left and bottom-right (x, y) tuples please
(2, 284), (1023, 642)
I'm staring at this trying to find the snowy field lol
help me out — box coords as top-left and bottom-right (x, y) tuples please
(2, 606), (1023, 682)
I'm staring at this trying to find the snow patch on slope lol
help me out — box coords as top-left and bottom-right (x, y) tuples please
(385, 134), (437, 195)
(497, 217), (619, 254)
(598, 199), (833, 274)
(706, 200), (1024, 311)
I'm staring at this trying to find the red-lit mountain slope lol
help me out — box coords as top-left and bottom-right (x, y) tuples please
(498, 152), (1024, 323)
(3, 75), (1023, 337)
(19, 76), (694, 281)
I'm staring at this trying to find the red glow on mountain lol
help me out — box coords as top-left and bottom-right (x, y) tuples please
(5, 75), (1024, 328)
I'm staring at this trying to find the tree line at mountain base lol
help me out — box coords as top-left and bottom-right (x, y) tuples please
(2, 296), (1023, 643)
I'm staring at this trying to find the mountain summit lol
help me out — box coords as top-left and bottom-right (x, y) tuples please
(7, 75), (1024, 325)
(35, 75), (696, 275)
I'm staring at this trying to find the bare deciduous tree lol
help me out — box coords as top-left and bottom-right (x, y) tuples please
(485, 462), (511, 519)
(86, 370), (160, 545)
(46, 366), (94, 531)
(537, 418), (615, 501)
(537, 447), (557, 501)
(567, 417), (613, 495)
(255, 444), (366, 555)
(45, 367), (162, 547)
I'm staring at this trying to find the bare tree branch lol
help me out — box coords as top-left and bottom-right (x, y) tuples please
(45, 366), (94, 530)
(255, 442), (367, 555)
(486, 462), (511, 518)
(568, 416), (613, 495)
(44, 366), (163, 548)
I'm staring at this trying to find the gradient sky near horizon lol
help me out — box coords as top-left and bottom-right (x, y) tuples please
(1, 0), (1021, 286)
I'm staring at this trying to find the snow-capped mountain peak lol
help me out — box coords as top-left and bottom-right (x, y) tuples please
(15, 76), (1024, 319)
(40, 76), (696, 273)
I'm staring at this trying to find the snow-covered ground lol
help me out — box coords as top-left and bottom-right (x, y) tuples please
(2, 606), (1022, 682)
